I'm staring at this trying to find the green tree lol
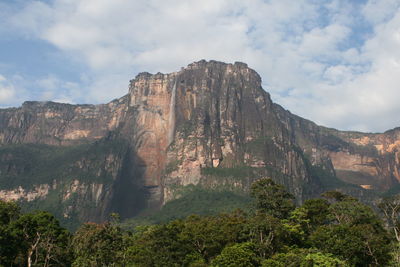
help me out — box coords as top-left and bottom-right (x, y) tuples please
(11, 211), (71, 267)
(378, 195), (400, 241)
(250, 178), (295, 219)
(126, 211), (250, 266)
(283, 199), (330, 246)
(310, 224), (390, 266)
(377, 195), (400, 265)
(179, 212), (249, 263)
(211, 242), (259, 267)
(246, 213), (286, 258)
(262, 249), (349, 267)
(0, 200), (20, 225)
(303, 252), (348, 266)
(329, 198), (380, 226)
(0, 200), (21, 266)
(125, 221), (191, 266)
(309, 194), (391, 266)
(321, 191), (355, 202)
(72, 222), (124, 267)
(297, 199), (330, 229)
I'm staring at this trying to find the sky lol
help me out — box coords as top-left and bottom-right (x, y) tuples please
(0, 0), (399, 132)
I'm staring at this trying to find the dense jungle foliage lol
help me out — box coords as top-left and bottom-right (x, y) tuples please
(1, 178), (400, 266)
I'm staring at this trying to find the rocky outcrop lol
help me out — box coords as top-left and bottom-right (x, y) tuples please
(161, 61), (316, 203)
(0, 184), (50, 201)
(325, 128), (400, 190)
(0, 60), (400, 226)
(0, 97), (129, 146)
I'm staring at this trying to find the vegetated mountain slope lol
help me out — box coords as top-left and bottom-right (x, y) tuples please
(0, 60), (399, 227)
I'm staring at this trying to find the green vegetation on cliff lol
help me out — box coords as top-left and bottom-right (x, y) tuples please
(121, 185), (252, 227)
(0, 138), (130, 230)
(0, 139), (128, 189)
(201, 166), (262, 179)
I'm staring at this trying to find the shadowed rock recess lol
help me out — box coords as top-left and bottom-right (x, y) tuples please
(1, 60), (400, 227)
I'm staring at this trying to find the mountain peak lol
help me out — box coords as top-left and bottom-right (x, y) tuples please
(1, 60), (400, 226)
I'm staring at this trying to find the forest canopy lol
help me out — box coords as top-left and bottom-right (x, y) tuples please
(1, 178), (399, 266)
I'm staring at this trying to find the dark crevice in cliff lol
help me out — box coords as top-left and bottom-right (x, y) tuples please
(108, 146), (148, 220)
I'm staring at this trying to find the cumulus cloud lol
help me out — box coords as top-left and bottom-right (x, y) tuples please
(2, 0), (400, 132)
(0, 75), (16, 104)
(36, 75), (81, 103)
(276, 4), (400, 132)
(0, 73), (85, 107)
(0, 74), (32, 107)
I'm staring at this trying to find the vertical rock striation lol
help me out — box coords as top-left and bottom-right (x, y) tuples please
(168, 80), (177, 146)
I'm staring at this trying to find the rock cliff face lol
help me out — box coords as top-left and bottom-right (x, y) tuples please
(324, 128), (400, 191)
(0, 60), (399, 226)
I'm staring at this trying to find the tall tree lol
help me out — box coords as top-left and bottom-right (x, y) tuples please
(0, 200), (21, 266)
(378, 195), (400, 265)
(310, 224), (391, 266)
(250, 178), (295, 219)
(11, 211), (71, 267)
(126, 221), (191, 266)
(378, 195), (400, 242)
(262, 248), (349, 267)
(246, 213), (286, 258)
(211, 242), (259, 267)
(329, 198), (380, 226)
(286, 198), (330, 244)
(72, 222), (124, 267)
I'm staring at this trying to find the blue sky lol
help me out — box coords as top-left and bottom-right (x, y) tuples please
(0, 0), (400, 132)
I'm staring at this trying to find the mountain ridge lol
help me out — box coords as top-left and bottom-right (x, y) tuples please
(0, 60), (399, 227)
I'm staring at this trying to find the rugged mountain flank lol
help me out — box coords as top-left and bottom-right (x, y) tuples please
(0, 60), (399, 226)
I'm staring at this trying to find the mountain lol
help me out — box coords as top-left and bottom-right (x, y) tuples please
(0, 60), (399, 227)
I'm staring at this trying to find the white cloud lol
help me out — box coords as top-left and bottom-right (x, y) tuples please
(0, 74), (27, 107)
(296, 7), (400, 132)
(2, 0), (400, 132)
(0, 73), (84, 107)
(8, 1), (55, 38)
(35, 75), (83, 104)
(0, 75), (16, 104)
(362, 0), (400, 24)
(81, 74), (129, 103)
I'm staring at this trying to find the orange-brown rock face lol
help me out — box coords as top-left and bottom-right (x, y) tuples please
(128, 72), (177, 188)
(1, 60), (400, 226)
(325, 129), (400, 190)
(0, 97), (129, 145)
(160, 61), (316, 203)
